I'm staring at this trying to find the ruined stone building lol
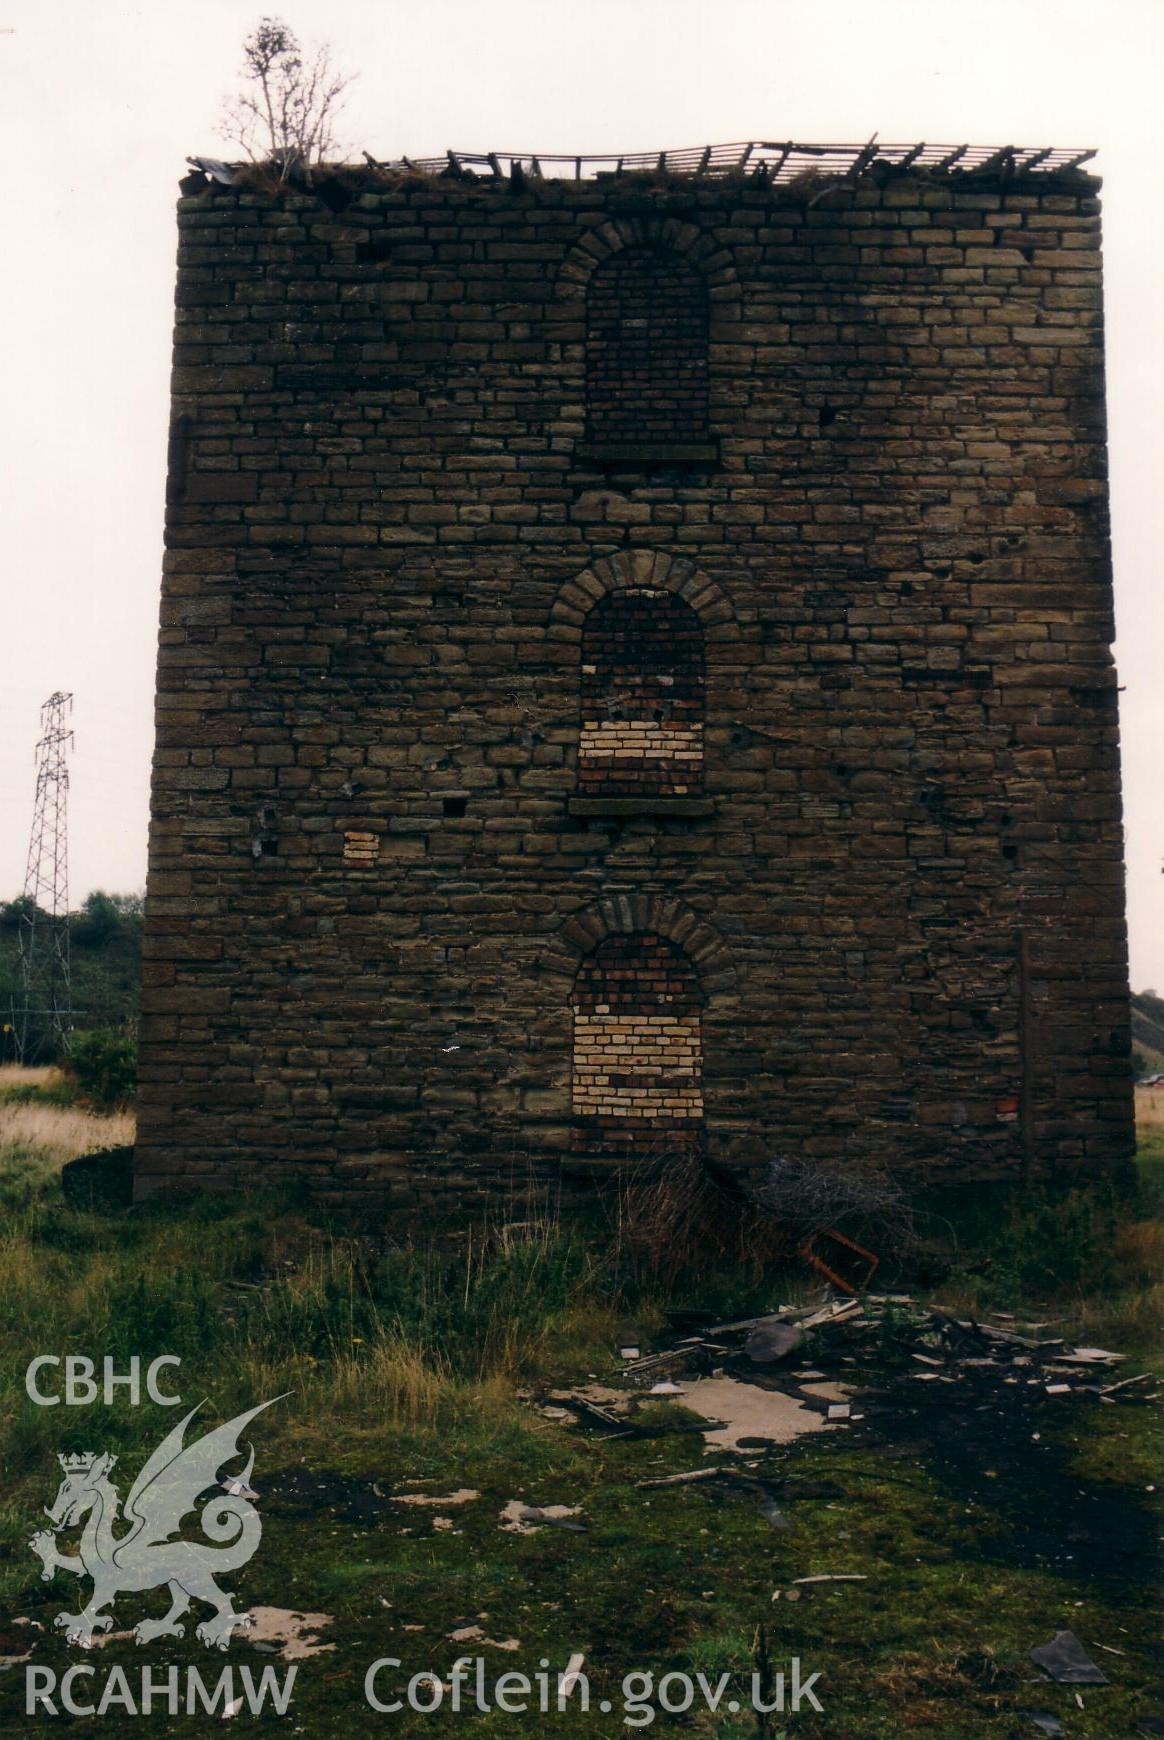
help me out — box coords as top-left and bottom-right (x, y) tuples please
(134, 141), (1134, 1204)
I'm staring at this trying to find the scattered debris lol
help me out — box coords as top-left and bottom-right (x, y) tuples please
(546, 1382), (714, 1439)
(500, 1501), (584, 1534)
(187, 154), (237, 186)
(636, 1467), (724, 1489)
(799, 1226), (880, 1296)
(221, 1475), (259, 1500)
(1029, 1629), (1108, 1685)
(559, 1654), (587, 1698)
(546, 1384), (634, 1433)
(245, 1608), (335, 1662)
(681, 1375), (843, 1449)
(800, 1297), (864, 1331)
(799, 1379), (850, 1404)
(448, 1625), (520, 1651)
(1021, 1713), (1065, 1737)
(744, 1319), (804, 1364)
(392, 1489), (480, 1508)
(529, 1287), (1146, 1470)
(791, 1574), (867, 1586)
(0, 1618), (44, 1670)
(635, 1462), (789, 1533)
(0, 1622), (38, 1671)
(1101, 1373), (1153, 1397)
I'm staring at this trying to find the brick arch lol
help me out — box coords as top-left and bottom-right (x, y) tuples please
(555, 216), (741, 306)
(547, 551), (738, 647)
(555, 894), (736, 997)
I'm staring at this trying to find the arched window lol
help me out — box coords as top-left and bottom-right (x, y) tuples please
(579, 590), (706, 797)
(585, 246), (709, 446)
(571, 933), (704, 1152)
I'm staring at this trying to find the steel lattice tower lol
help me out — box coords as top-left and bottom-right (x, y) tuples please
(16, 692), (74, 1063)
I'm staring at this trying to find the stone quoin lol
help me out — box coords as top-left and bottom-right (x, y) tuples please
(134, 141), (1134, 1205)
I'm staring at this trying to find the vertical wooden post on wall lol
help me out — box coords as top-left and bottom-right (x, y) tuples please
(1018, 924), (1036, 1187)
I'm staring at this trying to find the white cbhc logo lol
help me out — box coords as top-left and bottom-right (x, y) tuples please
(26, 1356), (183, 1408)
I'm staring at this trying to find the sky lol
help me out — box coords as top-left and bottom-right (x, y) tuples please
(0, 0), (1160, 987)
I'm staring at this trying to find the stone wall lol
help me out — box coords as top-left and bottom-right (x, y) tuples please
(135, 158), (1134, 1207)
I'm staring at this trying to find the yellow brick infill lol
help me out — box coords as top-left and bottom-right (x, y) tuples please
(579, 722), (703, 763)
(571, 1012), (704, 1119)
(343, 830), (380, 865)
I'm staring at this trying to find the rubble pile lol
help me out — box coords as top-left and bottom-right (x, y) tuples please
(533, 1293), (1154, 1454)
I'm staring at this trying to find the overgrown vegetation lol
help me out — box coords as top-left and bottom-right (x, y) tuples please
(65, 1026), (137, 1107)
(0, 1073), (1160, 1737)
(219, 15), (354, 179)
(0, 889), (141, 1068)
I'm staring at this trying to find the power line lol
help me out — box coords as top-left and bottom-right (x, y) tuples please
(13, 693), (74, 1064)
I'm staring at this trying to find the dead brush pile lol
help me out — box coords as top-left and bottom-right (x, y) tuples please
(612, 1145), (915, 1282)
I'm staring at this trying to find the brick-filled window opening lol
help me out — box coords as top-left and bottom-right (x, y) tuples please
(579, 590), (705, 797)
(571, 934), (704, 1152)
(585, 247), (710, 445)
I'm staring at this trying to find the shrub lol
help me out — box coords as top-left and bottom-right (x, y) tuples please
(67, 1028), (137, 1107)
(612, 1145), (793, 1284)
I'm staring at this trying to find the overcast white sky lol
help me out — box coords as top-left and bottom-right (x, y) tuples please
(0, 0), (1161, 986)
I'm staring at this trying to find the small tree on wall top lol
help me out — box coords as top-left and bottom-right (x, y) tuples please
(219, 16), (355, 180)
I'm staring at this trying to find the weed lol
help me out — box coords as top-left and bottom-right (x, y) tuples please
(67, 1026), (137, 1107)
(1, 1101), (1162, 1738)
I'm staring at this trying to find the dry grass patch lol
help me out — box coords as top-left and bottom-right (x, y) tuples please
(0, 1064), (66, 1093)
(1135, 1087), (1164, 1129)
(0, 1099), (134, 1166)
(869, 1649), (1013, 1727)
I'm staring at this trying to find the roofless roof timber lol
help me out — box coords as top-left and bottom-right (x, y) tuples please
(187, 141), (1097, 192)
(370, 140), (1096, 182)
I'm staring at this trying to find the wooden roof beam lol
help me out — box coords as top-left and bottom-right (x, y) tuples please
(969, 144), (1016, 176)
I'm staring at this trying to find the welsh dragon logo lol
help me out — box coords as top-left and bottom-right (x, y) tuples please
(29, 1397), (282, 1650)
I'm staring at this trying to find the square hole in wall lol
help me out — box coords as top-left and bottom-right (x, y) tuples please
(442, 796), (468, 818)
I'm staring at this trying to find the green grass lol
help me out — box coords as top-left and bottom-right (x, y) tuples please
(0, 1104), (1161, 1737)
(0, 1080), (76, 1109)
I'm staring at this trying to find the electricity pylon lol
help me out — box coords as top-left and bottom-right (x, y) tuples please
(15, 692), (74, 1063)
